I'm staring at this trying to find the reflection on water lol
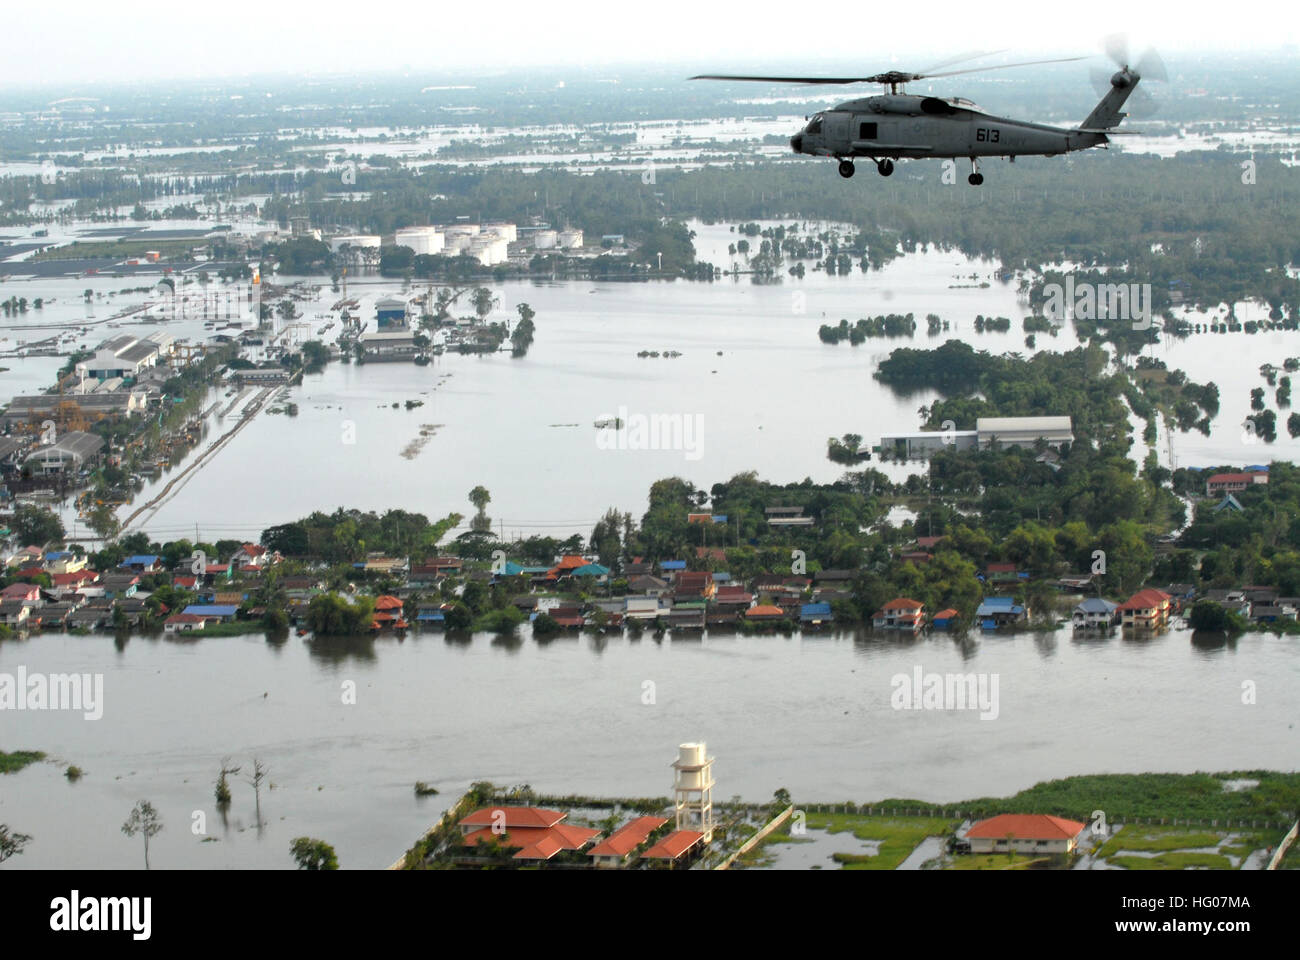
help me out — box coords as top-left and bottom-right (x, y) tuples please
(0, 625), (1295, 870)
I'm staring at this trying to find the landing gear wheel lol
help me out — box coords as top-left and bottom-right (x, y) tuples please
(838, 160), (855, 179)
(876, 159), (895, 177)
(968, 172), (984, 186)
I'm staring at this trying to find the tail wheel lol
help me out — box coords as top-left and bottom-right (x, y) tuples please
(968, 172), (984, 186)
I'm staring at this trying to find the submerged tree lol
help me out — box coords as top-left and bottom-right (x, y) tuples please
(121, 800), (163, 869)
(0, 824), (32, 863)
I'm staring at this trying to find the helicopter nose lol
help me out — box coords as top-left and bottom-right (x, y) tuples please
(790, 134), (804, 154)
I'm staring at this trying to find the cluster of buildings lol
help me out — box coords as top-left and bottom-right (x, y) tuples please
(442, 743), (713, 869)
(0, 542), (280, 632)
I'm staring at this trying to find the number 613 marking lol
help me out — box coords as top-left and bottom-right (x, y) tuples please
(976, 128), (1000, 142)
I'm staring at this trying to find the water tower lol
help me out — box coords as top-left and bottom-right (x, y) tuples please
(672, 742), (715, 843)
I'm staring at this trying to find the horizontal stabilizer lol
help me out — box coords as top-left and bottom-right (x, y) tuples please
(1073, 127), (1142, 135)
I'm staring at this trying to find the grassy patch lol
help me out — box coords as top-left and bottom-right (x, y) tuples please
(0, 750), (46, 774)
(1109, 852), (1234, 870)
(1098, 829), (1222, 857)
(948, 853), (1042, 870)
(805, 813), (957, 870)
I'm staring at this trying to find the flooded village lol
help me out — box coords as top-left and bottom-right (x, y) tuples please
(1, 52), (1299, 879)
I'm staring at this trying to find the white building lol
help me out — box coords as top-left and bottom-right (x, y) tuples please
(557, 229), (584, 249)
(976, 416), (1074, 450)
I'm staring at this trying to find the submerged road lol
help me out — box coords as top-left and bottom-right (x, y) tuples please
(117, 386), (274, 533)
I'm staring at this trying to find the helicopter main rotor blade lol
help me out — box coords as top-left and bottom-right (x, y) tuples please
(921, 55), (1088, 80)
(689, 74), (870, 84)
(915, 48), (1008, 75)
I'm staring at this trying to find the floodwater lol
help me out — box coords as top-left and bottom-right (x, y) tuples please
(1, 624), (1295, 869)
(4, 221), (1298, 541)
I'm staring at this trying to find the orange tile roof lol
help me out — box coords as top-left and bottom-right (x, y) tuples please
(745, 604), (785, 618)
(642, 830), (704, 859)
(932, 608), (960, 619)
(1117, 588), (1172, 611)
(461, 823), (600, 859)
(883, 597), (923, 610)
(966, 813), (1087, 841)
(586, 817), (668, 858)
(458, 806), (566, 829)
(373, 594), (404, 611)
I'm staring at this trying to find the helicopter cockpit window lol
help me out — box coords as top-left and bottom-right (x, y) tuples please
(806, 115), (823, 134)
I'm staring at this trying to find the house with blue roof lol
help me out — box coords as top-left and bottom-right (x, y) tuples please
(800, 602), (833, 626)
(182, 604), (238, 622)
(1072, 597), (1118, 630)
(660, 560), (686, 572)
(121, 555), (161, 573)
(976, 596), (1027, 629)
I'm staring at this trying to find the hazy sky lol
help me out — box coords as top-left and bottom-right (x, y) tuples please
(4, 0), (1296, 87)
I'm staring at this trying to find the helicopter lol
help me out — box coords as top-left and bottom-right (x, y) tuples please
(691, 39), (1165, 185)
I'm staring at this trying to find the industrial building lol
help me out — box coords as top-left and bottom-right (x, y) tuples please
(975, 416), (1074, 449)
(878, 416), (1074, 460)
(23, 431), (105, 475)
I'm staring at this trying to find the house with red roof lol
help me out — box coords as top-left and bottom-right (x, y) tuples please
(1, 582), (42, 607)
(1117, 588), (1173, 629)
(744, 603), (787, 622)
(1205, 471), (1268, 497)
(457, 806), (599, 862)
(873, 597), (924, 633)
(964, 814), (1088, 855)
(370, 595), (408, 631)
(586, 816), (668, 868)
(231, 543), (272, 568)
(674, 571), (716, 600)
(164, 613), (208, 633)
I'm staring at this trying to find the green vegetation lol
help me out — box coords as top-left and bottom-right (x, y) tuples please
(802, 813), (958, 870)
(952, 771), (1300, 822)
(0, 750), (46, 774)
(1109, 852), (1234, 870)
(290, 836), (339, 870)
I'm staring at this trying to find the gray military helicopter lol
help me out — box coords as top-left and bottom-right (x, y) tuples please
(692, 39), (1164, 185)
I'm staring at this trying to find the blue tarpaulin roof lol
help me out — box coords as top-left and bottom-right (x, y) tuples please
(183, 605), (238, 617)
(800, 603), (832, 619)
(660, 560), (686, 571)
(123, 555), (159, 566)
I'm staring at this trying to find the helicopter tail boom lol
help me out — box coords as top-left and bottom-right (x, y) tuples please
(1082, 68), (1140, 130)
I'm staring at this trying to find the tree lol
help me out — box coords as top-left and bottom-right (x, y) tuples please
(12, 504), (64, 547)
(290, 837), (339, 870)
(86, 504), (120, 540)
(121, 800), (163, 869)
(215, 758), (240, 807)
(0, 824), (31, 863)
(469, 486), (492, 533)
(246, 757), (269, 829)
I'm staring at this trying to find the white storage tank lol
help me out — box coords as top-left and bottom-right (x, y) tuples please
(533, 229), (558, 250)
